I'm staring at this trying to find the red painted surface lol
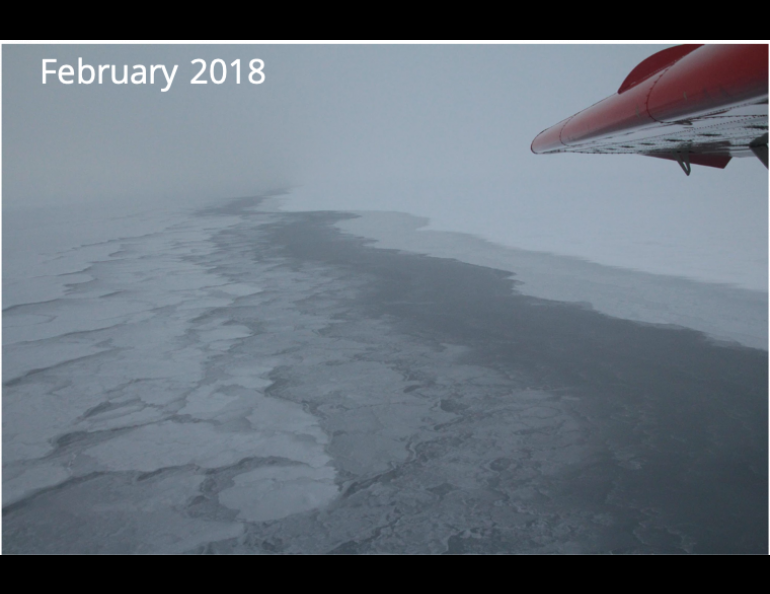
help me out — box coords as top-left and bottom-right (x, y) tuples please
(531, 44), (768, 163)
(648, 45), (767, 123)
(616, 45), (701, 94)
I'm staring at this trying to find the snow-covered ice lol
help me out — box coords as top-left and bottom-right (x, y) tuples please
(3, 199), (338, 535)
(3, 193), (766, 554)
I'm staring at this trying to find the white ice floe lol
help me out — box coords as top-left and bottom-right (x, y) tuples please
(330, 210), (768, 350)
(84, 417), (329, 473)
(275, 179), (768, 293)
(4, 198), (339, 530)
(219, 464), (338, 523)
(2, 462), (72, 506)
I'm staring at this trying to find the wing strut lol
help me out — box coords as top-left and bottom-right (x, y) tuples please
(675, 149), (691, 176)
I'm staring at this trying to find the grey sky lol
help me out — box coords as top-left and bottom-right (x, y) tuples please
(3, 43), (683, 205)
(2, 43), (767, 289)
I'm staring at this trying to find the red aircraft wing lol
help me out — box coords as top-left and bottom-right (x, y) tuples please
(531, 44), (768, 175)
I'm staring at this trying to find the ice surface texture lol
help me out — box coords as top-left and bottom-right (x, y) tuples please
(3, 197), (767, 553)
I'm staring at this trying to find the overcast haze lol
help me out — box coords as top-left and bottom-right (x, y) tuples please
(5, 44), (765, 189)
(4, 43), (767, 288)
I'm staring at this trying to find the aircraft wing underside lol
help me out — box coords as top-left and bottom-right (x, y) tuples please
(531, 44), (769, 174)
